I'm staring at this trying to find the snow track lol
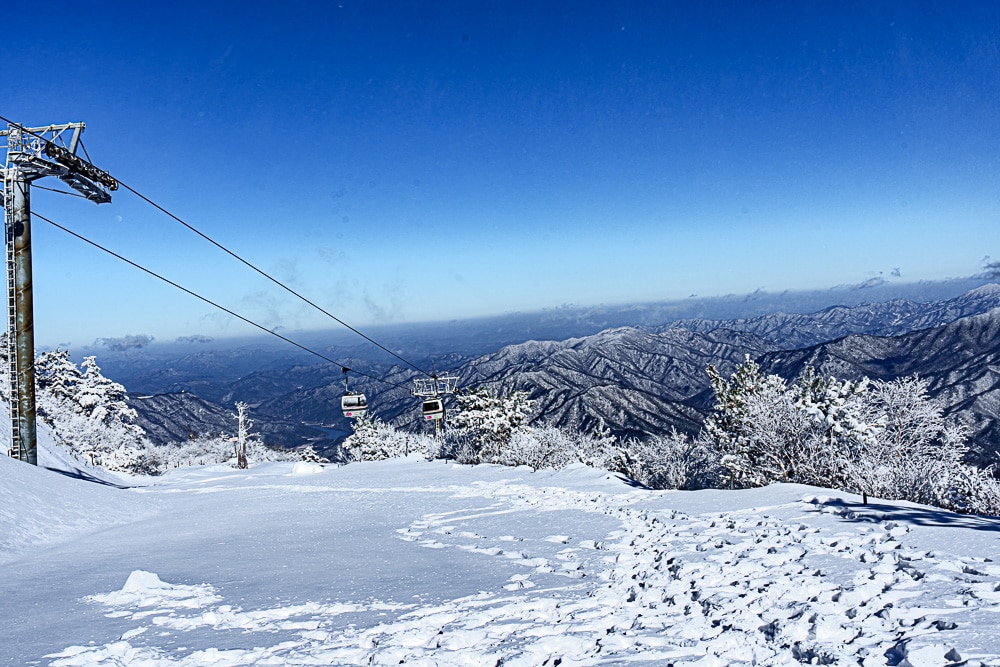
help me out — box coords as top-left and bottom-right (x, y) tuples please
(38, 464), (1000, 667)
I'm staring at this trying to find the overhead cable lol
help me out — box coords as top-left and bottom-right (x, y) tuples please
(33, 211), (413, 393)
(0, 112), (432, 379)
(114, 180), (432, 378)
(32, 183), (91, 200)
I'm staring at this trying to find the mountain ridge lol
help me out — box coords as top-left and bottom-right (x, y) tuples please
(126, 284), (1000, 461)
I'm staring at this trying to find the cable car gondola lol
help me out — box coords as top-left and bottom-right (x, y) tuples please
(341, 367), (368, 419)
(342, 392), (368, 419)
(421, 396), (445, 421)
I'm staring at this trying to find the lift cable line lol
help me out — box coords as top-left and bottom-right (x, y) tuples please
(0, 113), (433, 381)
(34, 211), (413, 393)
(113, 180), (432, 378)
(32, 183), (92, 200)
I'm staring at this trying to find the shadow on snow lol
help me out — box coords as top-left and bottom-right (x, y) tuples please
(809, 497), (1000, 532)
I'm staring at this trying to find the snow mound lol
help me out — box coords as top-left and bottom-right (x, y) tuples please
(289, 461), (325, 475)
(89, 570), (221, 609)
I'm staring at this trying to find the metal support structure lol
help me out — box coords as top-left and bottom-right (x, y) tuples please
(4, 169), (36, 463)
(412, 374), (459, 438)
(412, 375), (460, 398)
(1, 122), (116, 464)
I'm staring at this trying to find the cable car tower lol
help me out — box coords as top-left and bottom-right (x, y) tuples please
(1, 122), (117, 464)
(412, 373), (459, 437)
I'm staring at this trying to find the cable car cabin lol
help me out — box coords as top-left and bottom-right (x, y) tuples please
(341, 392), (368, 419)
(422, 397), (445, 421)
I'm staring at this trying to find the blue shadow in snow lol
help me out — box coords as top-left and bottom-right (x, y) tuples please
(808, 497), (1000, 532)
(43, 466), (132, 489)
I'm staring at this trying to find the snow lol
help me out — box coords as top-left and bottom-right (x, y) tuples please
(3, 452), (1000, 666)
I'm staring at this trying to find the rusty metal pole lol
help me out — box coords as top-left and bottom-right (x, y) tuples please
(10, 174), (37, 465)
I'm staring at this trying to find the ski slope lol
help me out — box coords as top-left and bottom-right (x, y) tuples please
(2, 449), (1000, 666)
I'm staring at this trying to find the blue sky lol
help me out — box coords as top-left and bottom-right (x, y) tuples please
(5, 1), (999, 348)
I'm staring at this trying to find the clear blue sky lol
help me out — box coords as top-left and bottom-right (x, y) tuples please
(5, 0), (999, 348)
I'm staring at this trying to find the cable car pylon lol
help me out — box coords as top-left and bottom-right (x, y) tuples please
(2, 122), (117, 465)
(411, 372), (459, 437)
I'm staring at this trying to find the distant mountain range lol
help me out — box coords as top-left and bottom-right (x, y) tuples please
(380, 285), (1000, 460)
(124, 282), (1000, 462)
(95, 277), (993, 392)
(662, 283), (1000, 350)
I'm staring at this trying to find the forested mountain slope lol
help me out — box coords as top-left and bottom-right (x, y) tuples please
(381, 328), (766, 439)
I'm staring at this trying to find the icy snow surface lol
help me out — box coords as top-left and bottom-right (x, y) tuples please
(3, 453), (1000, 666)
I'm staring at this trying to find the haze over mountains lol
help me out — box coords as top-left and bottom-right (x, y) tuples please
(100, 279), (1000, 462)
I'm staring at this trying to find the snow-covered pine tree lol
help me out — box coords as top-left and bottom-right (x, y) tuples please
(76, 356), (137, 425)
(298, 445), (330, 464)
(791, 367), (871, 448)
(450, 386), (534, 463)
(788, 367), (873, 488)
(704, 359), (993, 512)
(706, 360), (868, 488)
(35, 349), (84, 405)
(705, 356), (803, 487)
(342, 413), (425, 461)
(34, 351), (155, 474)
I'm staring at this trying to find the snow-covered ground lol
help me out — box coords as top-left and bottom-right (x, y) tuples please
(3, 449), (1000, 666)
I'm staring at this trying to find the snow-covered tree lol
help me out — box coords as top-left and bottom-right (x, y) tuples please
(623, 428), (722, 490)
(943, 461), (1000, 515)
(707, 359), (885, 488)
(298, 445), (330, 464)
(33, 351), (155, 474)
(573, 418), (628, 473)
(705, 357), (811, 487)
(343, 413), (428, 461)
(791, 367), (873, 453)
(703, 359), (996, 513)
(76, 356), (137, 425)
(450, 386), (535, 462)
(845, 375), (971, 507)
(431, 429), (481, 464)
(498, 427), (577, 470)
(35, 348), (84, 404)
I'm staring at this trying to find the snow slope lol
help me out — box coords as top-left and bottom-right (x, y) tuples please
(2, 452), (1000, 666)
